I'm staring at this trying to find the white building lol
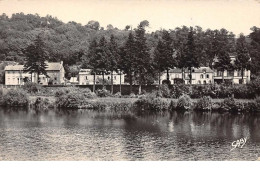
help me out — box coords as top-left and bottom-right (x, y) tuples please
(213, 55), (251, 84)
(78, 69), (125, 85)
(5, 65), (32, 85)
(4, 61), (65, 85)
(159, 67), (214, 85)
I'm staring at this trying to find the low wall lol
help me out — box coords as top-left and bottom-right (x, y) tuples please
(75, 85), (161, 95)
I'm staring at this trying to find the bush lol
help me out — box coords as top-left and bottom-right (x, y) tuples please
(34, 97), (53, 109)
(195, 96), (212, 111)
(113, 92), (122, 98)
(160, 84), (171, 98)
(96, 88), (111, 97)
(3, 89), (28, 107)
(221, 97), (238, 112)
(176, 94), (192, 110)
(23, 82), (42, 94)
(171, 84), (190, 98)
(133, 94), (170, 111)
(169, 100), (177, 111)
(232, 85), (255, 99)
(56, 92), (93, 109)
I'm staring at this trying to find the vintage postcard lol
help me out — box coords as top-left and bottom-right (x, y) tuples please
(0, 0), (260, 163)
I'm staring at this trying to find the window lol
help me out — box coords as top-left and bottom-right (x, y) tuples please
(209, 80), (212, 84)
(203, 80), (207, 84)
(54, 77), (57, 80)
(206, 74), (209, 79)
(227, 70), (234, 77)
(200, 74), (204, 79)
(198, 80), (201, 84)
(217, 71), (223, 77)
(114, 76), (116, 80)
(86, 76), (88, 80)
(238, 70), (245, 77)
(107, 76), (110, 80)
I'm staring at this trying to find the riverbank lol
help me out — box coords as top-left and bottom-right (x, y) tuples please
(1, 86), (260, 114)
(27, 95), (260, 114)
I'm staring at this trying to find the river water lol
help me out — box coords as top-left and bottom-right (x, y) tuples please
(0, 108), (260, 161)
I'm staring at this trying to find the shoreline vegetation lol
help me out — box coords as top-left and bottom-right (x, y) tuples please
(1, 83), (260, 114)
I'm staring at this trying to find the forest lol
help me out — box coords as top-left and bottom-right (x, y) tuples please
(0, 13), (260, 85)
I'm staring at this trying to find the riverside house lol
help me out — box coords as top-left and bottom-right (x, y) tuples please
(78, 69), (125, 85)
(212, 55), (251, 84)
(159, 67), (214, 85)
(5, 61), (65, 85)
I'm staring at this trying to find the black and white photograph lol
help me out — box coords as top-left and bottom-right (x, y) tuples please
(0, 0), (260, 164)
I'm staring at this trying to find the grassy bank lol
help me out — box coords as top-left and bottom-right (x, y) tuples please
(1, 85), (260, 114)
(26, 95), (260, 114)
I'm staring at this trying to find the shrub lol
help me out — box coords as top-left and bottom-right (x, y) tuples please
(248, 78), (260, 96)
(34, 97), (53, 109)
(169, 100), (177, 111)
(23, 82), (41, 94)
(133, 94), (170, 111)
(129, 93), (137, 98)
(3, 89), (28, 107)
(96, 88), (111, 97)
(255, 97), (260, 111)
(113, 92), (122, 98)
(56, 92), (93, 109)
(195, 96), (212, 111)
(176, 94), (192, 110)
(171, 84), (190, 98)
(221, 97), (238, 112)
(212, 101), (222, 111)
(232, 85), (255, 99)
(54, 88), (67, 97)
(160, 84), (171, 98)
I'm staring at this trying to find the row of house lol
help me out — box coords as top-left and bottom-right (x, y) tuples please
(4, 56), (250, 86)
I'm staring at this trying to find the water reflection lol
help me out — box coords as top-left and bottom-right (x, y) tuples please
(0, 108), (260, 160)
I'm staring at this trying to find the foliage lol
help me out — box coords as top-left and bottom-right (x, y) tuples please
(22, 82), (42, 93)
(54, 87), (96, 98)
(195, 96), (212, 111)
(160, 84), (171, 98)
(2, 89), (29, 107)
(235, 34), (251, 84)
(176, 94), (192, 110)
(23, 34), (49, 83)
(95, 88), (111, 97)
(56, 91), (93, 109)
(133, 93), (170, 111)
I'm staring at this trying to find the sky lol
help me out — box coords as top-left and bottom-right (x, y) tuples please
(0, 0), (260, 35)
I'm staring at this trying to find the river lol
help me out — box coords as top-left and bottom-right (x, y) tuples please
(0, 108), (260, 161)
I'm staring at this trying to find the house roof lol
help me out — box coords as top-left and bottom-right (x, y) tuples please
(4, 65), (24, 71)
(45, 62), (63, 71)
(166, 67), (214, 73)
(4, 62), (63, 71)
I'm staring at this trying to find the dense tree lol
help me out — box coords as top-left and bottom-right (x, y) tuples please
(96, 36), (109, 88)
(249, 26), (260, 77)
(153, 40), (165, 87)
(134, 21), (154, 94)
(82, 38), (98, 91)
(162, 30), (175, 83)
(235, 34), (251, 84)
(23, 34), (48, 84)
(107, 34), (119, 94)
(213, 50), (233, 83)
(120, 32), (136, 94)
(182, 27), (200, 84)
